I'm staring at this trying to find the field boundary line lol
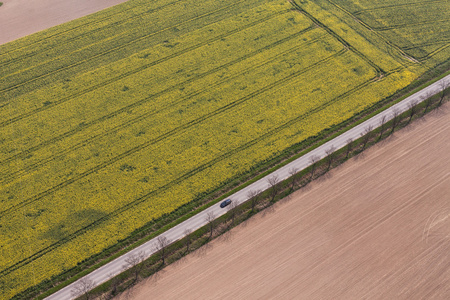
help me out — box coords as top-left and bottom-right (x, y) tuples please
(324, 0), (449, 64)
(0, 0), (252, 81)
(322, 0), (417, 65)
(413, 44), (450, 62)
(0, 26), (317, 166)
(290, 0), (384, 75)
(403, 40), (450, 51)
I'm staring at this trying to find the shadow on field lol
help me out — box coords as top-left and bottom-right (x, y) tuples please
(192, 240), (213, 258)
(261, 203), (276, 217)
(217, 229), (234, 244)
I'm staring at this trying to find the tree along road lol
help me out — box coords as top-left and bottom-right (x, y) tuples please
(46, 74), (449, 300)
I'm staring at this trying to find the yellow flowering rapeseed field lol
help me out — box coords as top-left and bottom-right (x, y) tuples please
(0, 0), (448, 298)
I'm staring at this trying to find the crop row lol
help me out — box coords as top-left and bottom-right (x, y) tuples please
(1, 29), (325, 187)
(331, 0), (444, 13)
(0, 0), (268, 100)
(329, 0), (450, 63)
(0, 11), (309, 167)
(4, 55), (358, 277)
(0, 5), (290, 126)
(0, 0), (252, 69)
(0, 0), (171, 56)
(0, 0), (182, 65)
(381, 22), (449, 59)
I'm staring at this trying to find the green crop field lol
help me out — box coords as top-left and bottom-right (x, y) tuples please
(0, 0), (448, 298)
(326, 0), (449, 61)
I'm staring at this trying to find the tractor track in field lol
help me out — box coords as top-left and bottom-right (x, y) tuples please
(0, 0), (252, 94)
(374, 19), (449, 32)
(0, 9), (288, 127)
(353, 0), (446, 14)
(0, 0), (182, 63)
(0, 28), (321, 184)
(290, 0), (384, 76)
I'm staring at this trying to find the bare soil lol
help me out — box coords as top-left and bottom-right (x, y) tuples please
(0, 0), (128, 45)
(122, 103), (450, 300)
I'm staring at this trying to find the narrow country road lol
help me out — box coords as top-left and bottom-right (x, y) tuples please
(45, 74), (449, 300)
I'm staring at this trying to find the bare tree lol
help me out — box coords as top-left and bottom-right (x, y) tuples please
(423, 92), (434, 114)
(361, 125), (373, 150)
(155, 236), (170, 265)
(408, 100), (418, 123)
(205, 211), (216, 239)
(124, 251), (146, 282)
(247, 189), (260, 212)
(109, 273), (121, 297)
(439, 80), (449, 106)
(267, 175), (280, 203)
(325, 146), (336, 171)
(345, 138), (353, 159)
(228, 200), (240, 225)
(390, 108), (400, 134)
(71, 278), (95, 300)
(183, 228), (192, 253)
(378, 115), (387, 140)
(288, 167), (298, 191)
(309, 155), (320, 180)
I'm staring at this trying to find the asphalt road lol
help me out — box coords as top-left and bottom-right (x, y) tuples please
(46, 74), (449, 300)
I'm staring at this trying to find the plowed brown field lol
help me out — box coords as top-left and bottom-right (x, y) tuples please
(0, 0), (128, 45)
(124, 103), (450, 300)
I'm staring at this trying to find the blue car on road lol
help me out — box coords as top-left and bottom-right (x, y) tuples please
(220, 199), (232, 208)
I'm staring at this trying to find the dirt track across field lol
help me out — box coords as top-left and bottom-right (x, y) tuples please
(123, 103), (450, 300)
(0, 0), (128, 45)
